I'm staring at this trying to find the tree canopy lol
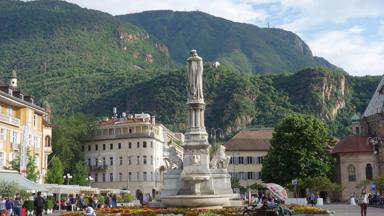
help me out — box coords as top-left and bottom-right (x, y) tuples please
(261, 113), (334, 185)
(45, 156), (64, 184)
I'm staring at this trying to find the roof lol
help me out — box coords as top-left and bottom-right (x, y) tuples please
(224, 128), (273, 151)
(332, 135), (373, 154)
(363, 75), (384, 117)
(0, 170), (48, 192)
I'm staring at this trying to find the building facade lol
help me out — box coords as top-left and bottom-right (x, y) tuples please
(333, 75), (384, 201)
(0, 70), (52, 183)
(224, 128), (273, 187)
(82, 111), (183, 194)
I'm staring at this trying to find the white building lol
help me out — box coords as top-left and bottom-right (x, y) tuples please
(82, 110), (183, 194)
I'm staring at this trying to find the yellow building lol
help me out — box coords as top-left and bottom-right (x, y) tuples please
(224, 128), (273, 187)
(0, 70), (52, 183)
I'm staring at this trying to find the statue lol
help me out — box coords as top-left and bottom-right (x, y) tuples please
(209, 145), (230, 169)
(164, 146), (183, 170)
(187, 50), (204, 100)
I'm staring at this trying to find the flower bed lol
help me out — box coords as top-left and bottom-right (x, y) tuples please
(61, 207), (243, 216)
(287, 204), (335, 215)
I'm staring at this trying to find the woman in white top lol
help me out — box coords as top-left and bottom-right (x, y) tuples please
(360, 189), (369, 216)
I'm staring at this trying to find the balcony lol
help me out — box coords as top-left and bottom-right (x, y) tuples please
(89, 164), (108, 171)
(0, 113), (20, 127)
(85, 131), (156, 141)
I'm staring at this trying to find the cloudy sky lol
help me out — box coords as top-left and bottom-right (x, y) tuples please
(65, 0), (384, 76)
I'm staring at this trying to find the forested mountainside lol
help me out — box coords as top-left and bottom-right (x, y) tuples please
(0, 0), (379, 138)
(118, 10), (340, 74)
(0, 0), (172, 113)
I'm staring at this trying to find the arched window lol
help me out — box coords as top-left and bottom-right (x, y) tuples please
(45, 136), (51, 147)
(348, 164), (356, 182)
(366, 164), (373, 180)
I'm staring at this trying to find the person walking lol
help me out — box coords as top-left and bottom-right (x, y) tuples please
(14, 194), (23, 216)
(34, 192), (45, 216)
(309, 192), (317, 206)
(0, 195), (6, 216)
(359, 189), (369, 216)
(5, 196), (14, 216)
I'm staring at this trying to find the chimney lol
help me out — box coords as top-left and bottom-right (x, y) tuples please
(151, 115), (156, 125)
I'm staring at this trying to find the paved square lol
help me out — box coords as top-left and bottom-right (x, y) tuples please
(324, 204), (384, 216)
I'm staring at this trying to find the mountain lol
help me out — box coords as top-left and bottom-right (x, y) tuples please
(0, 1), (379, 138)
(118, 10), (341, 74)
(0, 0), (172, 113)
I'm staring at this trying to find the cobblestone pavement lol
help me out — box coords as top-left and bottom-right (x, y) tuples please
(323, 204), (384, 216)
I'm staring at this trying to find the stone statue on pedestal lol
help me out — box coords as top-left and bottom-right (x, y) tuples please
(187, 49), (204, 101)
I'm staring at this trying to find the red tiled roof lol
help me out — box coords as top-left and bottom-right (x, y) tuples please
(224, 128), (273, 151)
(332, 135), (373, 154)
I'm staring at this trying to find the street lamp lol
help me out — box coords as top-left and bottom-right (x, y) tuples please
(367, 136), (383, 155)
(64, 173), (72, 185)
(87, 176), (94, 186)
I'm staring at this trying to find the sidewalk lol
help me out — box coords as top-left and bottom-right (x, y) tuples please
(324, 204), (384, 216)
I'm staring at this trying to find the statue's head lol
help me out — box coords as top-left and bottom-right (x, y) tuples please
(190, 49), (198, 56)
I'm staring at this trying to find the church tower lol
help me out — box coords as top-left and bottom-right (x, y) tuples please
(10, 70), (17, 88)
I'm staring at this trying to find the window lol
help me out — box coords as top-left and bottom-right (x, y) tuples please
(103, 144), (106, 150)
(110, 157), (113, 166)
(128, 142), (132, 149)
(128, 156), (131, 165)
(137, 142), (140, 148)
(229, 157), (233, 164)
(110, 143), (113, 150)
(143, 172), (147, 181)
(118, 143), (121, 149)
(95, 158), (98, 166)
(129, 128), (132, 134)
(119, 172), (122, 181)
(95, 144), (98, 151)
(0, 128), (5, 141)
(119, 156), (123, 166)
(150, 156), (153, 165)
(143, 141), (147, 148)
(103, 157), (106, 166)
(0, 152), (3, 167)
(102, 173), (106, 182)
(366, 164), (373, 180)
(151, 141), (153, 148)
(239, 157), (244, 164)
(87, 158), (91, 166)
(137, 172), (140, 181)
(10, 131), (16, 144)
(88, 145), (91, 151)
(348, 164), (356, 182)
(94, 173), (98, 182)
(143, 155), (147, 165)
(128, 172), (132, 181)
(151, 172), (153, 181)
(258, 156), (264, 164)
(356, 127), (360, 135)
(33, 114), (37, 127)
(109, 173), (113, 182)
(137, 156), (140, 165)
(81, 145), (85, 152)
(247, 156), (253, 164)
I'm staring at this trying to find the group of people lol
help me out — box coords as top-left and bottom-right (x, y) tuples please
(0, 192), (45, 216)
(135, 190), (152, 207)
(0, 193), (24, 216)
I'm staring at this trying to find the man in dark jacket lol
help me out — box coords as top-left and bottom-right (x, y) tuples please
(34, 192), (45, 216)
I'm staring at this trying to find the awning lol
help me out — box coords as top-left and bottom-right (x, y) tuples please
(0, 170), (48, 192)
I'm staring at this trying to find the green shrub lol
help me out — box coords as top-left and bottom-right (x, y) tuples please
(23, 200), (34, 211)
(45, 198), (54, 210)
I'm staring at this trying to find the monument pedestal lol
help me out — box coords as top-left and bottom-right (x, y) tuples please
(160, 50), (233, 208)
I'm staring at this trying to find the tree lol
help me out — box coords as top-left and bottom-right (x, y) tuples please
(71, 161), (89, 186)
(45, 156), (64, 184)
(10, 147), (39, 182)
(297, 176), (341, 192)
(52, 113), (95, 171)
(261, 113), (334, 185)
